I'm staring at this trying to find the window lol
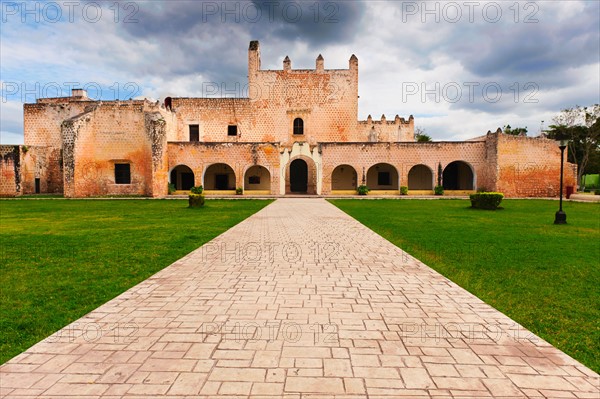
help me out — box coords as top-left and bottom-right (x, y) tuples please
(189, 125), (199, 142)
(248, 176), (260, 185)
(228, 125), (238, 136)
(378, 172), (391, 186)
(115, 164), (131, 184)
(293, 118), (304, 135)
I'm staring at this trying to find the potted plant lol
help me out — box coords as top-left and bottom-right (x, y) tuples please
(236, 187), (243, 195)
(357, 185), (369, 195)
(189, 186), (205, 208)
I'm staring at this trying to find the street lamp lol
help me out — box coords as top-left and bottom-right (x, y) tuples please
(554, 139), (569, 225)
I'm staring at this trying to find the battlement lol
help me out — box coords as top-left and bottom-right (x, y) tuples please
(248, 40), (358, 75)
(359, 114), (414, 125)
(358, 114), (415, 142)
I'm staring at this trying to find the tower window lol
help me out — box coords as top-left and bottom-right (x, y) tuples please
(115, 164), (131, 184)
(228, 125), (238, 136)
(189, 125), (199, 142)
(293, 118), (304, 135)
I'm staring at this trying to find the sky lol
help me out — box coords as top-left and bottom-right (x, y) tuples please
(1, 0), (599, 143)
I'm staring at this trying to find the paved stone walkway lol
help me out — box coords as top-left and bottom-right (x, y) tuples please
(1, 199), (598, 398)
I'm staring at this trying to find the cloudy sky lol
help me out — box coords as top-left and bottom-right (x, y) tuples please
(1, 0), (599, 143)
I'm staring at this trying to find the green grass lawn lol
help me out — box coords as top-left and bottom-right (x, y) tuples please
(330, 199), (600, 373)
(0, 199), (272, 364)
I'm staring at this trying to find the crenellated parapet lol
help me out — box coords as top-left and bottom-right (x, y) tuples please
(358, 114), (415, 142)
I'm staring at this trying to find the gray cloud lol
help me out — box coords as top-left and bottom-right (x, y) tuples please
(1, 0), (598, 143)
(123, 1), (365, 45)
(114, 0), (365, 77)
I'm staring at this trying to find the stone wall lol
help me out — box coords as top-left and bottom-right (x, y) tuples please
(167, 142), (281, 194)
(0, 145), (63, 196)
(358, 115), (414, 142)
(0, 146), (20, 196)
(20, 146), (63, 194)
(24, 99), (91, 147)
(168, 39), (418, 146)
(319, 140), (494, 194)
(170, 98), (254, 142)
(61, 100), (166, 197)
(495, 133), (577, 197)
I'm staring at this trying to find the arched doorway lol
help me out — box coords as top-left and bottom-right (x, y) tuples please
(331, 165), (357, 191)
(244, 165), (271, 193)
(367, 163), (399, 191)
(443, 161), (474, 190)
(170, 165), (195, 191)
(204, 163), (236, 190)
(408, 165), (433, 190)
(290, 159), (308, 193)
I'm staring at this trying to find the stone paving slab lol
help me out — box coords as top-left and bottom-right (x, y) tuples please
(1, 198), (598, 398)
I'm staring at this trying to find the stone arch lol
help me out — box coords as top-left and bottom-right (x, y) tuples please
(331, 164), (357, 191)
(169, 164), (195, 191)
(286, 156), (316, 194)
(204, 163), (236, 190)
(443, 161), (475, 190)
(367, 163), (399, 190)
(244, 165), (271, 192)
(408, 164), (434, 190)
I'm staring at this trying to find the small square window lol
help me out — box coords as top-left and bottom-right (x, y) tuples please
(115, 164), (131, 184)
(228, 125), (238, 136)
(189, 125), (199, 142)
(248, 176), (260, 185)
(378, 172), (391, 186)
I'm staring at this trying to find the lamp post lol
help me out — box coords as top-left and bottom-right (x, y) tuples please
(554, 139), (569, 224)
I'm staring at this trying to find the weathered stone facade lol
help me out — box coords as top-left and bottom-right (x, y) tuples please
(1, 41), (576, 198)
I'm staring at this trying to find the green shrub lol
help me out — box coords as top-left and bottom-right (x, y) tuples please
(190, 185), (203, 194)
(168, 183), (176, 194)
(434, 185), (444, 195)
(400, 186), (408, 195)
(595, 189), (600, 196)
(470, 192), (504, 210)
(357, 185), (369, 195)
(236, 187), (243, 195)
(188, 193), (205, 208)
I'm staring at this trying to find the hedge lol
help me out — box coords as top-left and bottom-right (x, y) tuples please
(470, 192), (504, 210)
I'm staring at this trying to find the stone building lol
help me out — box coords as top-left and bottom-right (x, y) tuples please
(1, 41), (576, 198)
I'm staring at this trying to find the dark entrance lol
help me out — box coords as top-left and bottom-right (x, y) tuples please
(170, 165), (195, 191)
(290, 159), (308, 193)
(443, 161), (474, 190)
(180, 173), (194, 190)
(215, 174), (229, 190)
(35, 178), (40, 194)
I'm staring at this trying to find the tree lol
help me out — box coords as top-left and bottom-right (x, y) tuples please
(415, 127), (432, 142)
(545, 104), (600, 185)
(503, 125), (528, 136)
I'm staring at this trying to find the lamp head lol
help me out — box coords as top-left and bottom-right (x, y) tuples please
(554, 132), (570, 149)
